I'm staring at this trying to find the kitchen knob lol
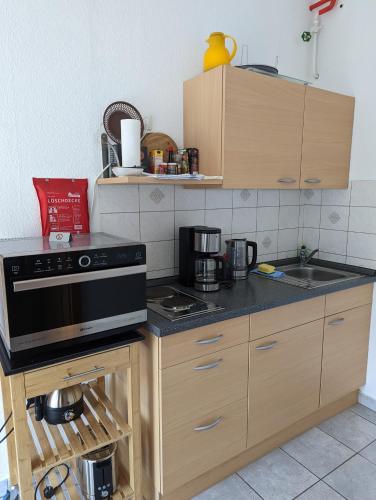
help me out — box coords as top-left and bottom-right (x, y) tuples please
(78, 255), (91, 268)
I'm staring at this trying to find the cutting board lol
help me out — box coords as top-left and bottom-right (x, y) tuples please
(141, 133), (178, 162)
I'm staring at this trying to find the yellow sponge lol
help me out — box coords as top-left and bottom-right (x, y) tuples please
(257, 263), (276, 274)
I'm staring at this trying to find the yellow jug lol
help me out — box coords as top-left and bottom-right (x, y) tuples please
(203, 32), (237, 72)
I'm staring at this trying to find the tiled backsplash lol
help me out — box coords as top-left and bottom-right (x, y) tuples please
(98, 181), (376, 279)
(98, 185), (300, 279)
(300, 181), (376, 270)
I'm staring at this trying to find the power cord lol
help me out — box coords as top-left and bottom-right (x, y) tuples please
(0, 412), (13, 445)
(34, 464), (69, 499)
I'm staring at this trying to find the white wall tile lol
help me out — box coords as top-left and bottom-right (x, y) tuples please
(303, 205), (321, 228)
(280, 190), (300, 206)
(233, 189), (257, 208)
(257, 230), (278, 255)
(175, 186), (205, 210)
(205, 209), (232, 234)
(346, 256), (376, 270)
(300, 189), (322, 206)
(231, 232), (257, 241)
(349, 207), (376, 234)
(278, 250), (297, 259)
(100, 212), (140, 241)
(319, 229), (347, 255)
(257, 207), (279, 231)
(140, 184), (174, 211)
(279, 206), (300, 229)
(232, 208), (257, 234)
(98, 185), (139, 213)
(319, 251), (346, 264)
(320, 206), (349, 231)
(278, 228), (299, 252)
(220, 234), (232, 253)
(147, 268), (175, 279)
(145, 240), (174, 272)
(257, 253), (277, 263)
(205, 189), (232, 209)
(175, 210), (205, 238)
(347, 232), (376, 260)
(322, 188), (351, 206)
(257, 190), (279, 206)
(302, 228), (320, 251)
(351, 181), (376, 207)
(140, 211), (174, 242)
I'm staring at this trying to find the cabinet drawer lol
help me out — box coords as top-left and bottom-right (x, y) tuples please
(248, 319), (323, 447)
(321, 305), (372, 406)
(24, 346), (130, 398)
(160, 316), (249, 368)
(161, 343), (248, 429)
(162, 398), (247, 493)
(250, 296), (325, 340)
(325, 284), (373, 316)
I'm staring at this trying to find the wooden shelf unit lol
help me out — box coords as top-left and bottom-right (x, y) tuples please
(96, 176), (223, 186)
(0, 343), (142, 500)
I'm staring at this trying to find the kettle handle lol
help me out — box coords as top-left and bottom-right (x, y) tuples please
(224, 34), (238, 62)
(247, 241), (258, 272)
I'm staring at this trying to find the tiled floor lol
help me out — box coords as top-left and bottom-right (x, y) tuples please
(193, 404), (376, 500)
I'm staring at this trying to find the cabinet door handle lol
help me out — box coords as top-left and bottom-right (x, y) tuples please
(194, 417), (223, 432)
(328, 318), (345, 326)
(195, 335), (223, 345)
(193, 359), (223, 371)
(304, 178), (321, 184)
(63, 366), (105, 381)
(278, 178), (296, 184)
(255, 341), (277, 351)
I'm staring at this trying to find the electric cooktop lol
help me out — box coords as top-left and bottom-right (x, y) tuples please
(146, 286), (224, 321)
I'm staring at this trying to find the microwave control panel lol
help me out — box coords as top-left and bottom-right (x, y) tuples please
(3, 244), (146, 280)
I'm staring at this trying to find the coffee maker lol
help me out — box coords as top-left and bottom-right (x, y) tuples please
(179, 226), (223, 291)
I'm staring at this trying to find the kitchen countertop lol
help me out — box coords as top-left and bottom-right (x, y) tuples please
(146, 259), (376, 337)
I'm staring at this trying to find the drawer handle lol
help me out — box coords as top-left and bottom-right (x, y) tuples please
(304, 178), (321, 184)
(328, 318), (345, 326)
(195, 335), (223, 345)
(193, 359), (223, 371)
(63, 366), (105, 381)
(278, 178), (296, 184)
(256, 341), (277, 351)
(194, 417), (223, 432)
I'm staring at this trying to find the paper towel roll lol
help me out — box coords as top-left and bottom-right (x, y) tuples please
(121, 119), (141, 168)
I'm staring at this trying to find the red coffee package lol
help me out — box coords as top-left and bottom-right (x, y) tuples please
(33, 178), (90, 236)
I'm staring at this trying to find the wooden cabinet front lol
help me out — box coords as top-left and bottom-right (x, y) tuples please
(321, 305), (372, 406)
(248, 319), (324, 447)
(301, 86), (355, 189)
(222, 66), (305, 189)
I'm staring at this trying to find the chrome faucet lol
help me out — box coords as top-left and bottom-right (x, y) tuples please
(299, 246), (319, 265)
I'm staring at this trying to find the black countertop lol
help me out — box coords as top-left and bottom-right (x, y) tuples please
(146, 259), (376, 337)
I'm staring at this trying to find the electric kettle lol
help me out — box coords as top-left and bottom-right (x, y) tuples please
(34, 384), (84, 424)
(225, 239), (258, 280)
(203, 32), (238, 72)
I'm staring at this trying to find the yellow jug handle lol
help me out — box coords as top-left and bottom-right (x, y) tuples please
(224, 34), (237, 62)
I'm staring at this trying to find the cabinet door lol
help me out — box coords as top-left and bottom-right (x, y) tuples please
(248, 320), (323, 447)
(301, 87), (355, 189)
(222, 66), (305, 189)
(321, 305), (372, 406)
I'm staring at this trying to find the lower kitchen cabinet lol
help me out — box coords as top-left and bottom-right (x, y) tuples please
(321, 304), (372, 406)
(248, 319), (324, 447)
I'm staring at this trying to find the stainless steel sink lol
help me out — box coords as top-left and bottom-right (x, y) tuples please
(275, 263), (362, 289)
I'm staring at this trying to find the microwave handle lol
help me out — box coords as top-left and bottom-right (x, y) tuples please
(247, 241), (258, 272)
(13, 264), (147, 292)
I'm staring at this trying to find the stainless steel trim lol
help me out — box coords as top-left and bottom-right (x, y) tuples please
(194, 232), (220, 253)
(278, 178), (296, 184)
(194, 417), (223, 432)
(63, 366), (105, 381)
(195, 335), (223, 345)
(13, 264), (147, 292)
(193, 359), (223, 371)
(304, 178), (321, 184)
(194, 281), (220, 292)
(256, 341), (277, 351)
(328, 318), (345, 326)
(8, 309), (147, 352)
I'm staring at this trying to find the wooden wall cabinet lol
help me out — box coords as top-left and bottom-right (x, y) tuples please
(183, 66), (355, 189)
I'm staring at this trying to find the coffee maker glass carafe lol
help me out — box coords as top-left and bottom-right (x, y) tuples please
(225, 238), (257, 280)
(194, 255), (223, 292)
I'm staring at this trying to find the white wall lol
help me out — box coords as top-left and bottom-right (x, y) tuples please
(0, 0), (311, 481)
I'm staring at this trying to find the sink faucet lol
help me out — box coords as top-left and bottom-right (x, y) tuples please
(299, 246), (319, 265)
